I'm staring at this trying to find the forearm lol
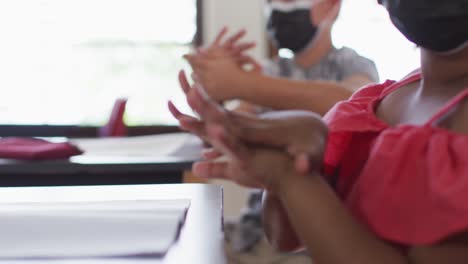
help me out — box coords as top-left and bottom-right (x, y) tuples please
(232, 100), (259, 114)
(262, 191), (302, 252)
(279, 173), (408, 264)
(238, 73), (353, 115)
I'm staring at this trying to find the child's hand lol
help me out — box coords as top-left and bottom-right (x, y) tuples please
(183, 27), (261, 102)
(184, 53), (252, 102)
(229, 110), (328, 174)
(197, 142), (297, 195)
(168, 71), (328, 175)
(197, 26), (258, 68)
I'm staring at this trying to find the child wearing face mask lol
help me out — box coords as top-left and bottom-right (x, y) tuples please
(264, 0), (379, 90)
(171, 0), (468, 263)
(185, 0), (379, 116)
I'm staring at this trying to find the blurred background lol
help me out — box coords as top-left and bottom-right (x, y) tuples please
(0, 0), (422, 218)
(0, 0), (418, 127)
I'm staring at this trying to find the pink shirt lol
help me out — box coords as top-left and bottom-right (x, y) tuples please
(323, 72), (468, 245)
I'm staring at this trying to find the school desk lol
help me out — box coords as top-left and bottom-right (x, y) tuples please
(0, 133), (202, 186)
(0, 183), (226, 264)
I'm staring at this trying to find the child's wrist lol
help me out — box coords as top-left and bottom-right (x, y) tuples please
(277, 170), (322, 199)
(274, 170), (303, 198)
(236, 71), (257, 101)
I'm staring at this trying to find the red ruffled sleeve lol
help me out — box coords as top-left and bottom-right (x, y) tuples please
(347, 127), (468, 245)
(322, 72), (468, 246)
(323, 80), (394, 177)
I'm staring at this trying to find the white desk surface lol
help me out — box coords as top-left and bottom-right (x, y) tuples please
(0, 133), (203, 174)
(0, 184), (225, 264)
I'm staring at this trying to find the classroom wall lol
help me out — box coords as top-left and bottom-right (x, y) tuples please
(201, 0), (267, 218)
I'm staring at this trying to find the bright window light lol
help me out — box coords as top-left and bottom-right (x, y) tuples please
(332, 0), (420, 81)
(0, 0), (196, 125)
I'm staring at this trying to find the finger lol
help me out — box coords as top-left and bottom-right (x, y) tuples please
(168, 100), (206, 136)
(207, 123), (250, 166)
(179, 117), (206, 136)
(227, 112), (326, 171)
(224, 29), (247, 48)
(195, 47), (206, 54)
(183, 89), (250, 134)
(286, 132), (326, 158)
(191, 72), (202, 84)
(233, 120), (292, 149)
(202, 148), (224, 160)
(213, 26), (228, 47)
(234, 124), (292, 149)
(197, 48), (210, 59)
(167, 101), (200, 129)
(237, 55), (262, 71)
(294, 153), (310, 176)
(218, 111), (276, 143)
(178, 70), (192, 94)
(231, 42), (256, 55)
(183, 89), (252, 161)
(168, 100), (191, 120)
(195, 47), (212, 59)
(229, 112), (323, 151)
(187, 85), (225, 123)
(192, 160), (229, 179)
(184, 55), (208, 71)
(190, 68), (206, 82)
(226, 112), (287, 147)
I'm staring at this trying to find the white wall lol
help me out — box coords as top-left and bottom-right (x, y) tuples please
(333, 0), (420, 81)
(202, 0), (267, 61)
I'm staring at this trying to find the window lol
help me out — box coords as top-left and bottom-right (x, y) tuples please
(332, 0), (420, 81)
(0, 0), (197, 126)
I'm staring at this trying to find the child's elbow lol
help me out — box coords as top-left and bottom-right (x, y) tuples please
(262, 193), (302, 252)
(264, 227), (302, 252)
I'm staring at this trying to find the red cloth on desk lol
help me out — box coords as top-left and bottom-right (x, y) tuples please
(0, 137), (83, 160)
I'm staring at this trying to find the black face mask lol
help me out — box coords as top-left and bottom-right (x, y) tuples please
(267, 9), (318, 53)
(379, 0), (468, 53)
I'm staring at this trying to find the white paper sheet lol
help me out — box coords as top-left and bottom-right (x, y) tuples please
(70, 133), (202, 159)
(0, 200), (190, 259)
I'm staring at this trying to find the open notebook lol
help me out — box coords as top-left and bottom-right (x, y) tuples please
(0, 200), (190, 259)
